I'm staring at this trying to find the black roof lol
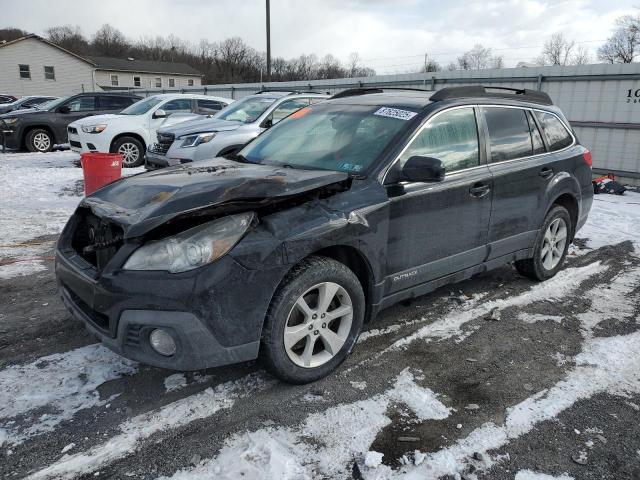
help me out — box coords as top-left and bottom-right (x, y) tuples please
(328, 90), (433, 109)
(88, 56), (202, 76)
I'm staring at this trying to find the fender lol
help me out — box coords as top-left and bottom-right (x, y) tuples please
(541, 171), (581, 227)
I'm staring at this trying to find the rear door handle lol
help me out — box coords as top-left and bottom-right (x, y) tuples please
(539, 167), (554, 179)
(469, 183), (490, 198)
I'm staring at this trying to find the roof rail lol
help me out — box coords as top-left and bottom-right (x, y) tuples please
(331, 86), (432, 99)
(430, 86), (553, 105)
(257, 88), (327, 95)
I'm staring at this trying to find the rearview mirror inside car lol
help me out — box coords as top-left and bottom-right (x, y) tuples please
(401, 156), (445, 182)
(57, 105), (70, 114)
(153, 109), (168, 119)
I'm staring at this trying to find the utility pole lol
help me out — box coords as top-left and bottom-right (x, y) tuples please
(266, 0), (271, 82)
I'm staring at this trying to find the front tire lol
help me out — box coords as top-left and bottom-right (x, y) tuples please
(112, 136), (144, 168)
(26, 128), (53, 153)
(515, 205), (572, 281)
(261, 256), (365, 384)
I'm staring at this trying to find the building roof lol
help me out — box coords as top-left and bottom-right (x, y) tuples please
(88, 56), (202, 76)
(0, 35), (202, 77)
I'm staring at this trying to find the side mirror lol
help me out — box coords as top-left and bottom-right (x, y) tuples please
(57, 105), (70, 114)
(261, 117), (273, 129)
(401, 156), (445, 182)
(153, 109), (168, 119)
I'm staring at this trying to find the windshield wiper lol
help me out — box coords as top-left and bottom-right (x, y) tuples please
(226, 153), (259, 164)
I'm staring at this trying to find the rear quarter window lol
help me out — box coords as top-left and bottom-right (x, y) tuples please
(534, 111), (573, 151)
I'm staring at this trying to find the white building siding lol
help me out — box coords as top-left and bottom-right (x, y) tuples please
(0, 38), (96, 97)
(94, 71), (201, 90)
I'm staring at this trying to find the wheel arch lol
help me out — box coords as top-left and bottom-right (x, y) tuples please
(109, 132), (147, 153)
(550, 192), (579, 240)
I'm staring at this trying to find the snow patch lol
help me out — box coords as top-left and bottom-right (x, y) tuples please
(159, 369), (450, 480)
(26, 373), (271, 480)
(364, 451), (384, 468)
(515, 470), (574, 480)
(0, 344), (137, 445)
(518, 313), (563, 324)
(164, 373), (187, 393)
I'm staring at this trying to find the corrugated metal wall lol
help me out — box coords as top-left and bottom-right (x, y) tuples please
(134, 63), (640, 180)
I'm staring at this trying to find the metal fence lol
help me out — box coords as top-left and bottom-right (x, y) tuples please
(134, 63), (640, 182)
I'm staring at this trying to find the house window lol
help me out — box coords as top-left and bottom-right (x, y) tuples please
(133, 76), (141, 87)
(44, 66), (55, 80)
(19, 64), (30, 79)
(168, 78), (175, 88)
(110, 74), (119, 86)
(155, 77), (162, 88)
(187, 79), (194, 86)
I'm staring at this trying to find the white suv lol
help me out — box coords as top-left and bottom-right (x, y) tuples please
(68, 94), (232, 167)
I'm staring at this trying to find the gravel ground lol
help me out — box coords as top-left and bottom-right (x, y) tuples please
(1, 151), (639, 480)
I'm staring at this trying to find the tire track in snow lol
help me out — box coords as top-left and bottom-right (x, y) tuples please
(0, 344), (137, 446)
(26, 372), (273, 480)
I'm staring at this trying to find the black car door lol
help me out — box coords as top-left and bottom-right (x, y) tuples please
(481, 106), (553, 259)
(384, 106), (493, 294)
(52, 95), (101, 141)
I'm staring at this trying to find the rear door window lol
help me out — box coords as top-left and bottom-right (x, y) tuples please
(484, 107), (533, 162)
(399, 107), (480, 173)
(100, 96), (135, 111)
(65, 96), (96, 112)
(196, 99), (224, 114)
(162, 98), (192, 113)
(534, 111), (573, 151)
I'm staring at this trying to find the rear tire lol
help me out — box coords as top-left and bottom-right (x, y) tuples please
(515, 205), (572, 281)
(261, 256), (365, 384)
(26, 128), (53, 153)
(112, 136), (144, 168)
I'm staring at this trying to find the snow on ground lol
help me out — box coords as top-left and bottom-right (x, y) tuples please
(0, 344), (137, 446)
(27, 372), (273, 480)
(0, 151), (143, 279)
(572, 190), (640, 252)
(158, 369), (450, 480)
(514, 470), (574, 480)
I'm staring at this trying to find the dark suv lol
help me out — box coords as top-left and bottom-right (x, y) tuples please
(0, 92), (140, 152)
(55, 86), (593, 383)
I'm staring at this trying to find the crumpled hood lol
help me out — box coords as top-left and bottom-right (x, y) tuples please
(81, 158), (348, 238)
(159, 117), (244, 137)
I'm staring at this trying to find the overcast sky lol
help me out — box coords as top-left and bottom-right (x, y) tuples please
(3, 0), (637, 72)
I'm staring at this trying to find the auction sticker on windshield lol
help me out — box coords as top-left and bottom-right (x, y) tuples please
(374, 107), (417, 121)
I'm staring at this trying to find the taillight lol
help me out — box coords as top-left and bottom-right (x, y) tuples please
(583, 150), (592, 168)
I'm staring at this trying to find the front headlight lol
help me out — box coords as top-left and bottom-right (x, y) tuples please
(2, 118), (18, 126)
(81, 124), (107, 134)
(123, 212), (254, 273)
(180, 132), (215, 148)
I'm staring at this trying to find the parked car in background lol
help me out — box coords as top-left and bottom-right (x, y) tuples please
(0, 94), (18, 105)
(0, 92), (141, 153)
(145, 91), (328, 169)
(0, 96), (57, 114)
(55, 86), (593, 383)
(68, 94), (232, 167)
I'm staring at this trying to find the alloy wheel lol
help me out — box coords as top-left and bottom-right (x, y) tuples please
(541, 217), (568, 270)
(33, 132), (51, 152)
(284, 282), (353, 368)
(118, 142), (140, 166)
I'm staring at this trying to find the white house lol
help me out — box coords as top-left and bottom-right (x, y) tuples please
(0, 35), (203, 97)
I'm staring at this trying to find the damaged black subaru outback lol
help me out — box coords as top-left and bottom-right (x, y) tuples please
(56, 86), (593, 383)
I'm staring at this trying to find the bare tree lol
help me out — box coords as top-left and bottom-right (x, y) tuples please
(572, 46), (591, 65)
(46, 25), (90, 55)
(92, 24), (129, 57)
(0, 27), (29, 43)
(421, 53), (440, 72)
(598, 14), (640, 63)
(537, 33), (575, 65)
(457, 44), (503, 70)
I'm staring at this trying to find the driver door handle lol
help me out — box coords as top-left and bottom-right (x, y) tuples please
(469, 182), (490, 198)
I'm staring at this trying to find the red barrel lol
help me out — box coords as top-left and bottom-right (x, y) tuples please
(80, 153), (123, 196)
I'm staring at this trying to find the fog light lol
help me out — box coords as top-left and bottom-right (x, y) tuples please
(149, 329), (176, 356)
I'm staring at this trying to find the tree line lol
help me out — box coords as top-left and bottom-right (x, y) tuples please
(1, 10), (639, 83)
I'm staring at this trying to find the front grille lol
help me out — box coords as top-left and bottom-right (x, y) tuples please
(64, 284), (109, 331)
(70, 208), (124, 270)
(70, 140), (81, 148)
(153, 132), (175, 155)
(68, 126), (78, 135)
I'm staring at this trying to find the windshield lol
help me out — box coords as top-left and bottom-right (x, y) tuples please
(38, 96), (70, 111)
(216, 96), (277, 123)
(120, 97), (163, 115)
(240, 103), (415, 174)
